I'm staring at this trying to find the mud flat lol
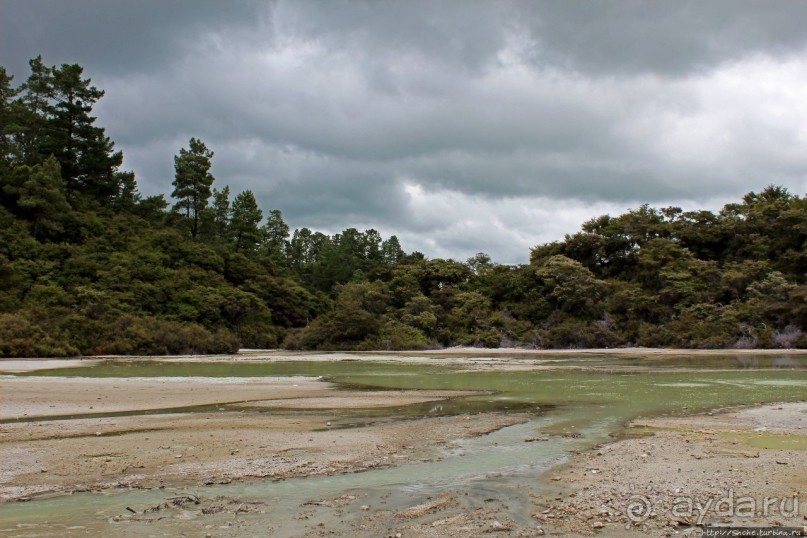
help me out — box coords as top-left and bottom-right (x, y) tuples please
(0, 374), (509, 503)
(0, 375), (481, 419)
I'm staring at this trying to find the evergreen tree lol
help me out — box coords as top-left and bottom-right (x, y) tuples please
(17, 58), (126, 203)
(172, 137), (214, 239)
(363, 229), (382, 262)
(381, 235), (404, 265)
(0, 67), (21, 173)
(46, 63), (123, 200)
(17, 56), (51, 166)
(211, 185), (231, 241)
(230, 190), (263, 253)
(262, 209), (289, 259)
(110, 170), (140, 212)
(288, 227), (313, 270)
(5, 156), (70, 239)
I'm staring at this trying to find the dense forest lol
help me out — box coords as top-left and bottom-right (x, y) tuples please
(1, 58), (806, 357)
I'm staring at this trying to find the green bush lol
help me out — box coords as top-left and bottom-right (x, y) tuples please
(0, 313), (79, 357)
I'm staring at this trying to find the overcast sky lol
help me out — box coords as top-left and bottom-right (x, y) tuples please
(3, 1), (807, 263)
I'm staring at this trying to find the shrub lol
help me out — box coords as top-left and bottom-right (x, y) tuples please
(0, 313), (79, 357)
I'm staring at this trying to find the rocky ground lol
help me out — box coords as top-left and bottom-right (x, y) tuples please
(282, 403), (807, 537)
(530, 402), (807, 536)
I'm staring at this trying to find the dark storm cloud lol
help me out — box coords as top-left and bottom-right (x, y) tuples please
(267, 1), (807, 75)
(0, 0), (266, 76)
(522, 0), (807, 75)
(2, 1), (807, 262)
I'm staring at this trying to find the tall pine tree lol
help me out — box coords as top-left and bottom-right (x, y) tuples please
(0, 67), (22, 174)
(19, 57), (125, 203)
(230, 190), (263, 253)
(172, 137), (215, 239)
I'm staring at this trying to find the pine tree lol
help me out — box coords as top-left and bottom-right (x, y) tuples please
(46, 63), (123, 200)
(110, 171), (140, 212)
(17, 58), (126, 203)
(172, 138), (215, 239)
(230, 190), (263, 253)
(211, 185), (231, 241)
(7, 156), (70, 239)
(17, 56), (51, 166)
(0, 67), (22, 173)
(262, 209), (289, 259)
(381, 235), (405, 265)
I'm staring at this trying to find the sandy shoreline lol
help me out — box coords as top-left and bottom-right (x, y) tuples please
(0, 373), (496, 503)
(3, 347), (807, 373)
(0, 375), (481, 419)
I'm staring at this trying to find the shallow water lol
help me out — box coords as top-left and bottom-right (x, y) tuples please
(1, 354), (806, 535)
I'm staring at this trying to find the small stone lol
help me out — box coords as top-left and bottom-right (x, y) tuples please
(592, 521), (605, 529)
(360, 505), (370, 511)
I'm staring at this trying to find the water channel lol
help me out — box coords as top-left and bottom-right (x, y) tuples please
(1, 353), (805, 536)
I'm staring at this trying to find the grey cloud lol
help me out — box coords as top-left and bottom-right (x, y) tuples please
(522, 1), (807, 75)
(3, 1), (807, 263)
(0, 0), (266, 76)
(271, 1), (807, 76)
(271, 1), (807, 80)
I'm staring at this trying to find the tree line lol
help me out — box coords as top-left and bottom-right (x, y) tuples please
(1, 57), (805, 356)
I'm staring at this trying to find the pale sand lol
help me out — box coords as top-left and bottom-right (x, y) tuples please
(4, 347), (804, 371)
(0, 375), (480, 419)
(0, 376), (335, 419)
(0, 411), (524, 502)
(0, 359), (100, 372)
(0, 373), (500, 502)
